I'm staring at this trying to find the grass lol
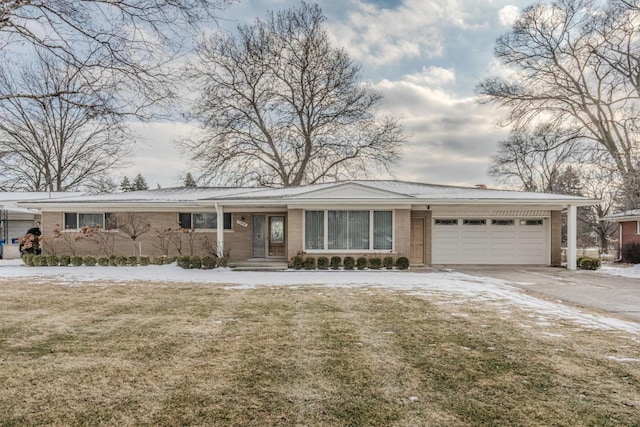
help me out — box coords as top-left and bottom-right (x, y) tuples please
(0, 278), (639, 426)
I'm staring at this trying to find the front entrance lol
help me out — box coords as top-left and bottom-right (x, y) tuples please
(252, 214), (286, 258)
(410, 217), (425, 265)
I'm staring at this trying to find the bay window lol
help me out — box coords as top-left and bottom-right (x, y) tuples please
(305, 210), (393, 251)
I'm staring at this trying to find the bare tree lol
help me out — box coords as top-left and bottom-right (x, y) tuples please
(489, 125), (586, 193)
(0, 57), (132, 191)
(114, 212), (151, 256)
(0, 0), (233, 110)
(181, 2), (405, 187)
(478, 0), (640, 198)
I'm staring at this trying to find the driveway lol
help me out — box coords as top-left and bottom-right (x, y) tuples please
(455, 266), (640, 323)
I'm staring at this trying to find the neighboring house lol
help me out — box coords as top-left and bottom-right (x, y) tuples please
(19, 180), (597, 269)
(601, 209), (640, 254)
(0, 192), (84, 258)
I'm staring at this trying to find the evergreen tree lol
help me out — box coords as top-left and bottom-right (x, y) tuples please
(132, 173), (149, 191)
(184, 173), (197, 187)
(120, 176), (133, 192)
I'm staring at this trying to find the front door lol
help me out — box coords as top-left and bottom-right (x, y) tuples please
(410, 217), (425, 265)
(252, 214), (286, 258)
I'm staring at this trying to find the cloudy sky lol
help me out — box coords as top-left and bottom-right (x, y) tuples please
(125, 0), (531, 188)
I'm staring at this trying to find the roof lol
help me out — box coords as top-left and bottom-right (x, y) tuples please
(1, 192), (86, 214)
(17, 181), (598, 210)
(601, 209), (640, 222)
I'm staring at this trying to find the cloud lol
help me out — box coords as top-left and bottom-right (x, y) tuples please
(498, 5), (520, 27)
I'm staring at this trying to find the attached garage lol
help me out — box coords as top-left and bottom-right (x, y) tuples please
(431, 210), (550, 265)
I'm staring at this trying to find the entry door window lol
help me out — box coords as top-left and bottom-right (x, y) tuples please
(268, 216), (285, 257)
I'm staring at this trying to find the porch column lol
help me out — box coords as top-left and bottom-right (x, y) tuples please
(215, 203), (224, 257)
(567, 205), (577, 270)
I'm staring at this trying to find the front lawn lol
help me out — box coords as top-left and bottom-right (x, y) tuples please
(0, 279), (639, 426)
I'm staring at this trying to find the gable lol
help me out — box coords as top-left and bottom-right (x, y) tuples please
(289, 182), (409, 200)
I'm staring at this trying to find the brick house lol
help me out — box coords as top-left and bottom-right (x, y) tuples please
(601, 209), (640, 256)
(19, 180), (597, 269)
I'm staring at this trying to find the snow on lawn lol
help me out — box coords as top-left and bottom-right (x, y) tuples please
(600, 263), (640, 279)
(1, 259), (639, 336)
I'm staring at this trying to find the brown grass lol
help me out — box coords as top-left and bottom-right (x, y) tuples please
(0, 278), (639, 426)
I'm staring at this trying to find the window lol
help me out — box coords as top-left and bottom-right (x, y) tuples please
(434, 219), (458, 225)
(64, 213), (115, 229)
(178, 212), (232, 230)
(492, 219), (514, 226)
(463, 219), (486, 225)
(521, 219), (543, 226)
(304, 210), (392, 251)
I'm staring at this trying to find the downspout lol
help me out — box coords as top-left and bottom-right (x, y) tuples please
(215, 202), (224, 258)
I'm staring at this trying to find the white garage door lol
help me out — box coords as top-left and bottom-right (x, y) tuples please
(432, 218), (548, 265)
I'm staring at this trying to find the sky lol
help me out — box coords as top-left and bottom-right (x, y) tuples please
(124, 0), (532, 189)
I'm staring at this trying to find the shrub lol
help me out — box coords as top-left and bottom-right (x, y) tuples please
(369, 257), (381, 270)
(46, 255), (59, 267)
(190, 256), (202, 269)
(59, 255), (71, 267)
(177, 256), (191, 269)
(343, 256), (355, 270)
(22, 254), (35, 266)
(621, 242), (640, 264)
(317, 256), (329, 270)
(109, 255), (118, 266)
(356, 256), (367, 270)
(289, 255), (304, 270)
(216, 257), (228, 268)
(579, 257), (601, 270)
(165, 256), (177, 265)
(71, 256), (83, 266)
(202, 256), (217, 269)
(330, 256), (341, 270)
(83, 256), (97, 266)
(396, 256), (409, 270)
(151, 256), (163, 265)
(116, 256), (128, 266)
(98, 257), (110, 266)
(128, 256), (138, 266)
(304, 256), (316, 270)
(33, 255), (45, 266)
(383, 256), (394, 269)
(139, 256), (151, 266)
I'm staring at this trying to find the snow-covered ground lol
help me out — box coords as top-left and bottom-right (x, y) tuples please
(1, 259), (639, 337)
(600, 263), (640, 279)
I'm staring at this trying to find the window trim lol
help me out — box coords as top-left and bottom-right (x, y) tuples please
(178, 212), (233, 231)
(303, 209), (394, 252)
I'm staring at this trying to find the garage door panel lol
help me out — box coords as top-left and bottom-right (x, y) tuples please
(433, 218), (548, 265)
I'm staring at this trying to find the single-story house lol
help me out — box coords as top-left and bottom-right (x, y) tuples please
(1, 192), (84, 259)
(601, 209), (640, 254)
(19, 180), (598, 269)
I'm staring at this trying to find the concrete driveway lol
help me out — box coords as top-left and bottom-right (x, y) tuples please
(455, 266), (640, 323)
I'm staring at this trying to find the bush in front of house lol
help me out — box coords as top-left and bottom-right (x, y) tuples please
(190, 256), (202, 269)
(369, 257), (381, 270)
(71, 256), (83, 266)
(621, 242), (640, 264)
(383, 256), (394, 269)
(46, 255), (59, 266)
(202, 256), (217, 269)
(128, 256), (138, 266)
(139, 256), (151, 266)
(330, 256), (341, 270)
(304, 256), (316, 270)
(22, 254), (35, 266)
(343, 256), (355, 270)
(33, 255), (45, 266)
(289, 255), (304, 270)
(217, 257), (228, 268)
(317, 256), (329, 270)
(83, 256), (97, 266)
(116, 256), (128, 266)
(98, 257), (110, 266)
(177, 255), (191, 269)
(578, 257), (601, 270)
(59, 255), (71, 266)
(356, 256), (367, 270)
(396, 256), (409, 270)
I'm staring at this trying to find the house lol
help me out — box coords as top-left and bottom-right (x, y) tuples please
(0, 192), (84, 259)
(601, 209), (640, 255)
(18, 180), (598, 269)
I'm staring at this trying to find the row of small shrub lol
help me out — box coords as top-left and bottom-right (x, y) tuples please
(621, 242), (640, 264)
(288, 255), (409, 270)
(22, 254), (183, 267)
(577, 256), (601, 270)
(176, 255), (229, 269)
